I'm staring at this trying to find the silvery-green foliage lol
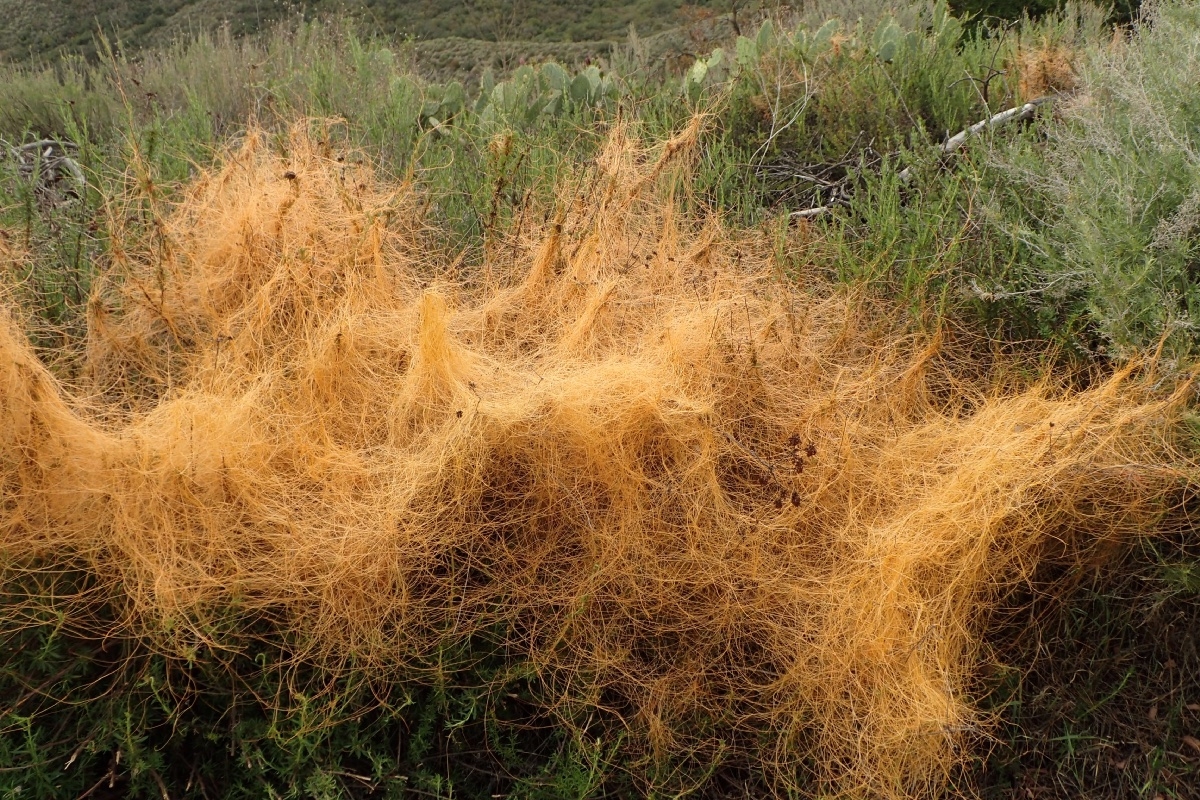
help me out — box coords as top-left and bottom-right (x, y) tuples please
(995, 0), (1200, 359)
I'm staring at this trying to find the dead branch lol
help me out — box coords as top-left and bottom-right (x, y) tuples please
(790, 96), (1055, 219)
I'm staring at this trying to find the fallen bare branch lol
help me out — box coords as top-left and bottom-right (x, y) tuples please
(899, 96), (1055, 183)
(788, 96), (1057, 219)
(789, 206), (831, 219)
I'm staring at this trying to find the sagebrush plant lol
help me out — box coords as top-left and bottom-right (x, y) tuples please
(990, 0), (1200, 361)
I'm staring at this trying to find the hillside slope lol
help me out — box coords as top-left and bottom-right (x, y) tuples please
(0, 0), (726, 61)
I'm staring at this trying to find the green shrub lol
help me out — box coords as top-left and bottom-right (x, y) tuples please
(989, 0), (1200, 360)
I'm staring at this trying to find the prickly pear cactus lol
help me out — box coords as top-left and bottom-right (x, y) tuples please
(477, 62), (618, 125)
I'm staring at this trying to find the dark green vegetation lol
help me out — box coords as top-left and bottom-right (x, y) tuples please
(981, 530), (1200, 798)
(0, 0), (1132, 64)
(2, 0), (1199, 797)
(0, 0), (732, 62)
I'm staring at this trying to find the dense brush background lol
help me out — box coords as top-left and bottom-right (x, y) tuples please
(2, 0), (1200, 798)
